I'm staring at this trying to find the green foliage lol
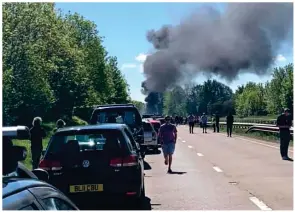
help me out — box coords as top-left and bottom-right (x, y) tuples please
(235, 83), (267, 117)
(164, 80), (233, 117)
(163, 65), (293, 118)
(3, 3), (130, 126)
(68, 116), (88, 126)
(131, 100), (145, 114)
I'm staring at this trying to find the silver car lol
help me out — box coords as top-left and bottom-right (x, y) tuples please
(142, 120), (158, 152)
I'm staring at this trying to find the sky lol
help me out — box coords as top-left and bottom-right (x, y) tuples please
(56, 2), (293, 102)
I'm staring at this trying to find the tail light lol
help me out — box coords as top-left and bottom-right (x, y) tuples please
(39, 159), (62, 171)
(110, 155), (137, 167)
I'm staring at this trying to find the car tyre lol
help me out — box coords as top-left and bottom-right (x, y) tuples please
(134, 181), (145, 209)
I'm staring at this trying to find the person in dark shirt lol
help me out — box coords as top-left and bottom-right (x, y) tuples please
(276, 108), (293, 161)
(215, 112), (220, 133)
(226, 112), (234, 137)
(158, 116), (177, 173)
(187, 114), (195, 134)
(30, 117), (46, 169)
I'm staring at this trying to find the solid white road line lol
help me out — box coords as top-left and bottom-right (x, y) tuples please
(213, 166), (223, 172)
(197, 153), (204, 156)
(249, 197), (272, 211)
(182, 140), (186, 143)
(221, 134), (293, 153)
(188, 145), (193, 148)
(237, 137), (293, 153)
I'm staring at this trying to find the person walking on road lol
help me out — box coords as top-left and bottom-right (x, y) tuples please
(30, 117), (46, 169)
(201, 113), (208, 133)
(276, 108), (293, 161)
(158, 116), (177, 173)
(187, 114), (195, 134)
(226, 112), (234, 137)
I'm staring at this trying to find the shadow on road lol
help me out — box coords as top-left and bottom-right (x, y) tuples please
(78, 196), (152, 210)
(168, 171), (187, 175)
(144, 161), (152, 170)
(145, 149), (161, 155)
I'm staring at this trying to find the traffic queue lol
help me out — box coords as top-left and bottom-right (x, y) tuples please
(2, 104), (165, 210)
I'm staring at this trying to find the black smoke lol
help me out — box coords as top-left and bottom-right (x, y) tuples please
(142, 82), (163, 114)
(142, 3), (293, 92)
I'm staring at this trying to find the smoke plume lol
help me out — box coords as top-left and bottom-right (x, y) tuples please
(142, 3), (293, 92)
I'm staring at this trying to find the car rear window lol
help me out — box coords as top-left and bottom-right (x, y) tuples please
(143, 122), (153, 131)
(91, 108), (142, 127)
(151, 123), (161, 131)
(46, 129), (127, 157)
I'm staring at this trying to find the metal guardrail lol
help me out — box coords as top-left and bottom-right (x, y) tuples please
(206, 122), (293, 135)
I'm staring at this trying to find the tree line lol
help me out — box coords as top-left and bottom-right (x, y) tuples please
(162, 64), (293, 118)
(3, 3), (130, 126)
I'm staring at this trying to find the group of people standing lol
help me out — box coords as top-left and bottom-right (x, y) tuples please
(30, 117), (66, 169)
(186, 112), (234, 136)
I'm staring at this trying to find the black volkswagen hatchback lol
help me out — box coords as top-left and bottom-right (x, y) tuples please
(39, 124), (145, 209)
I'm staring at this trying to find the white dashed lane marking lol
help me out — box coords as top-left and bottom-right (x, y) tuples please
(213, 166), (223, 172)
(182, 140), (186, 143)
(197, 153), (204, 156)
(249, 197), (272, 211)
(188, 145), (193, 148)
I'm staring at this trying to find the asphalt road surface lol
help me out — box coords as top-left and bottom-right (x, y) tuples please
(144, 125), (293, 210)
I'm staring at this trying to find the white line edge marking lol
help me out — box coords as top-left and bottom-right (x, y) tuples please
(188, 145), (193, 148)
(182, 140), (186, 143)
(237, 137), (293, 153)
(249, 197), (272, 211)
(222, 134), (293, 153)
(197, 153), (203, 156)
(213, 166), (223, 172)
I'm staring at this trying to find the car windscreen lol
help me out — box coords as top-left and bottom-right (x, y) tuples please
(143, 122), (153, 131)
(92, 108), (141, 127)
(46, 129), (127, 158)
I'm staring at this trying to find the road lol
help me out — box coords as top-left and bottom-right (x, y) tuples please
(144, 125), (293, 210)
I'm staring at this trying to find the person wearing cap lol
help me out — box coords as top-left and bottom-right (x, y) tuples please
(30, 117), (46, 169)
(276, 108), (293, 161)
(201, 113), (208, 133)
(158, 116), (177, 173)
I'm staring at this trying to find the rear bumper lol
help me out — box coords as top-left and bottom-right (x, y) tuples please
(50, 178), (142, 201)
(142, 140), (158, 146)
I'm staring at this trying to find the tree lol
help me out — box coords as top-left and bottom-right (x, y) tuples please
(131, 100), (145, 114)
(3, 3), (131, 125)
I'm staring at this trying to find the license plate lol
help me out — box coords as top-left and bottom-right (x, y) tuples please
(69, 184), (103, 193)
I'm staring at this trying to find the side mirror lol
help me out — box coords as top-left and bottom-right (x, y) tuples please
(13, 146), (27, 161)
(32, 169), (49, 182)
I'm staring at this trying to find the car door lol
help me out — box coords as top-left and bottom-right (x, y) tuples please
(28, 186), (78, 210)
(3, 190), (43, 210)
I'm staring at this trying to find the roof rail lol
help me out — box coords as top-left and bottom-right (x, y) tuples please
(95, 103), (135, 108)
